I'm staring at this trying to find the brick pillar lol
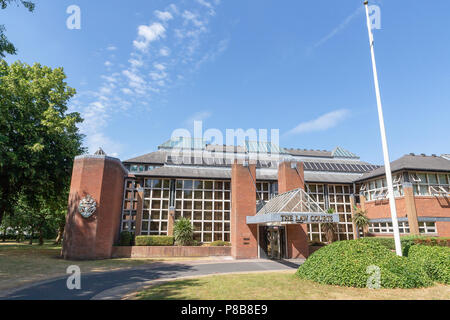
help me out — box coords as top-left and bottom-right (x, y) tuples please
(167, 207), (175, 236)
(278, 161), (309, 259)
(231, 161), (258, 259)
(403, 182), (420, 235)
(134, 185), (144, 236)
(62, 155), (127, 260)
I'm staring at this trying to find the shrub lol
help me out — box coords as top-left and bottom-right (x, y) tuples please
(296, 239), (431, 288)
(209, 240), (231, 247)
(135, 235), (174, 246)
(363, 235), (450, 256)
(173, 218), (194, 246)
(408, 245), (450, 284)
(119, 231), (133, 246)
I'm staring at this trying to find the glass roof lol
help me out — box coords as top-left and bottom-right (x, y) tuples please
(256, 188), (326, 215)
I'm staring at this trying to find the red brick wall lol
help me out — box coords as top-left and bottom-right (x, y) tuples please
(62, 156), (127, 260)
(364, 195), (450, 237)
(365, 198), (407, 220)
(112, 246), (231, 258)
(278, 161), (309, 259)
(231, 161), (258, 259)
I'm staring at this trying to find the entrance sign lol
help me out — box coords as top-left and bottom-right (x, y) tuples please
(247, 212), (339, 225)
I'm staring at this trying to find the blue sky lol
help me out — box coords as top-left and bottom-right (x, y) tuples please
(2, 0), (449, 164)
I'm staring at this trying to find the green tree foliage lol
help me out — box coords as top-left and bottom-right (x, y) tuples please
(0, 0), (35, 57)
(321, 208), (337, 243)
(173, 218), (194, 246)
(0, 60), (85, 226)
(352, 206), (369, 237)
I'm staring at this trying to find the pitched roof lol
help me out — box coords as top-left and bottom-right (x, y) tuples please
(123, 151), (167, 164)
(356, 154), (450, 181)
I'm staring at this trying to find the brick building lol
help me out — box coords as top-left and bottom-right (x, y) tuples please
(62, 137), (450, 260)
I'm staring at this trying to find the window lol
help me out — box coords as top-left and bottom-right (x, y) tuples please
(361, 173), (403, 201)
(328, 184), (354, 241)
(304, 184), (326, 242)
(369, 221), (436, 234)
(120, 179), (139, 232)
(174, 179), (231, 242)
(411, 172), (450, 196)
(256, 181), (278, 202)
(141, 179), (170, 235)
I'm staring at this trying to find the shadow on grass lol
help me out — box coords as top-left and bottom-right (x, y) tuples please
(136, 278), (203, 300)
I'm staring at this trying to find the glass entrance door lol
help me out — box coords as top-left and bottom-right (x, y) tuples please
(259, 226), (286, 260)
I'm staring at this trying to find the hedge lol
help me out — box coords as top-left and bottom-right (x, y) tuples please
(296, 239), (431, 288)
(209, 240), (231, 247)
(361, 236), (450, 256)
(119, 231), (133, 246)
(408, 245), (450, 285)
(135, 235), (174, 246)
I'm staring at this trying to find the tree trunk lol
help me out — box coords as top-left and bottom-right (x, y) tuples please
(55, 224), (64, 245)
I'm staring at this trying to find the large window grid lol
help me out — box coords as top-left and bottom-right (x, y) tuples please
(141, 179), (170, 235)
(360, 173), (403, 201)
(120, 179), (139, 233)
(328, 185), (353, 240)
(410, 172), (450, 196)
(305, 184), (326, 242)
(174, 179), (231, 242)
(256, 181), (278, 202)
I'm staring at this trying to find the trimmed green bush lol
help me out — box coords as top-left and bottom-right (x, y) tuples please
(119, 231), (133, 246)
(209, 240), (231, 247)
(362, 236), (450, 256)
(296, 239), (431, 288)
(174, 218), (194, 246)
(135, 235), (174, 246)
(408, 245), (450, 284)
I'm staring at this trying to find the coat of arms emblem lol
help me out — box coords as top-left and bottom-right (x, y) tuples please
(78, 195), (97, 218)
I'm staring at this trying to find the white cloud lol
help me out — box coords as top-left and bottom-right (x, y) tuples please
(133, 22), (166, 51)
(159, 47), (170, 56)
(154, 10), (173, 21)
(184, 111), (212, 126)
(129, 58), (143, 68)
(121, 88), (133, 95)
(106, 45), (117, 51)
(287, 109), (350, 135)
(104, 61), (113, 67)
(196, 0), (215, 16)
(154, 63), (166, 71)
(311, 6), (363, 50)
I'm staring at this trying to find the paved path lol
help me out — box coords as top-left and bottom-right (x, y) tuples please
(1, 259), (302, 300)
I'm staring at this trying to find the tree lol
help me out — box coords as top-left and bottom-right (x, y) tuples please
(173, 218), (194, 246)
(0, 60), (85, 225)
(321, 208), (337, 243)
(0, 0), (35, 57)
(352, 206), (370, 238)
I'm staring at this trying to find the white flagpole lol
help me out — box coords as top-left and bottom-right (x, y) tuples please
(363, 0), (402, 256)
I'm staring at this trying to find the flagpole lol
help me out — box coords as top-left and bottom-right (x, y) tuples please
(363, 0), (402, 256)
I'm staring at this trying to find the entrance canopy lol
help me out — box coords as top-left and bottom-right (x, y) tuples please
(246, 188), (339, 225)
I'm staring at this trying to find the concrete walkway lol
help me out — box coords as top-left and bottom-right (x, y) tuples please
(1, 259), (303, 300)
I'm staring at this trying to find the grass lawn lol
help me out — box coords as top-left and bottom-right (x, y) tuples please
(0, 240), (205, 292)
(135, 271), (450, 300)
